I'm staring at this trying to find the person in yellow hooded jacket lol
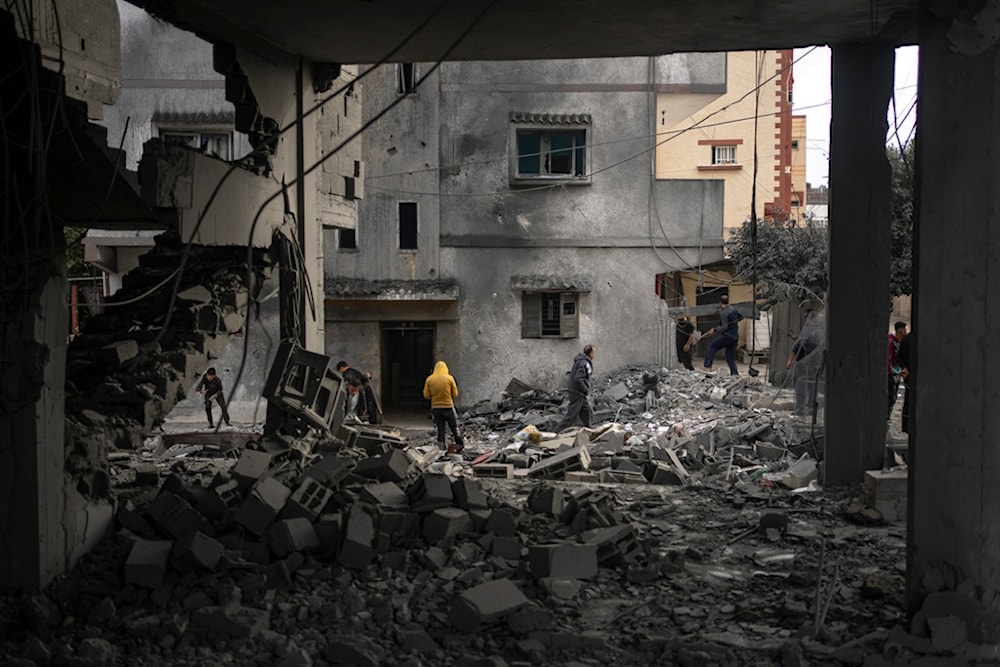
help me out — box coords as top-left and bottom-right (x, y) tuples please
(423, 360), (465, 455)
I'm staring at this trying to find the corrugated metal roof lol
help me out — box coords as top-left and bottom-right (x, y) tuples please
(510, 275), (592, 292)
(325, 278), (459, 300)
(509, 112), (591, 126)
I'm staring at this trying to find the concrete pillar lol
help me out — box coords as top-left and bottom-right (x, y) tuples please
(824, 43), (894, 486)
(0, 235), (69, 589)
(907, 7), (1000, 629)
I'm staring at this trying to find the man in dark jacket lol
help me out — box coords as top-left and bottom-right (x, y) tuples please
(196, 367), (231, 428)
(336, 361), (383, 424)
(554, 344), (596, 432)
(700, 294), (743, 376)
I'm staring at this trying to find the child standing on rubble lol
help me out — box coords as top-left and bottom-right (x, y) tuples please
(423, 360), (465, 456)
(196, 367), (231, 428)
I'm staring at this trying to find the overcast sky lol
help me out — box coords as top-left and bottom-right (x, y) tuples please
(792, 46), (919, 187)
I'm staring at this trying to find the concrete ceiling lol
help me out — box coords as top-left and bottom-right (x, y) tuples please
(127, 0), (920, 64)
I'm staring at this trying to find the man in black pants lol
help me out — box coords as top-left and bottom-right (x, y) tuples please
(554, 344), (596, 432)
(676, 315), (696, 371)
(196, 367), (231, 427)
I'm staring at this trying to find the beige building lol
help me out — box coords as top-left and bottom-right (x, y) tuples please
(655, 50), (795, 236)
(790, 113), (808, 223)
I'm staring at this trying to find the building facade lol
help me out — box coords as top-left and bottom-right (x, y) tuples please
(325, 56), (751, 409)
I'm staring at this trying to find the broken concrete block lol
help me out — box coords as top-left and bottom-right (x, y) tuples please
(492, 536), (524, 560)
(117, 505), (157, 538)
(354, 448), (412, 483)
(474, 463), (514, 479)
(422, 508), (473, 542)
(379, 510), (420, 545)
(646, 462), (684, 486)
(447, 578), (530, 634)
(863, 469), (907, 522)
(407, 474), (454, 511)
(314, 512), (343, 555)
(754, 442), (786, 461)
(526, 446), (591, 479)
(266, 517), (321, 558)
(487, 507), (522, 538)
(279, 479), (334, 521)
(582, 524), (639, 565)
(298, 454), (351, 488)
(597, 470), (648, 485)
(779, 455), (818, 489)
(605, 382), (629, 401)
(611, 458), (643, 474)
(124, 539), (173, 589)
(360, 481), (409, 508)
(145, 492), (207, 539)
(338, 504), (378, 570)
(102, 339), (139, 366)
(196, 478), (242, 521)
(527, 487), (564, 516)
(177, 285), (212, 304)
(451, 478), (490, 510)
(564, 471), (600, 483)
(529, 543), (599, 580)
(231, 450), (272, 490)
(172, 530), (224, 572)
(540, 577), (582, 600)
(234, 477), (292, 536)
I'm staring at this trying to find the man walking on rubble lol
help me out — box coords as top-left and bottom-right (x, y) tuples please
(554, 344), (596, 432)
(423, 360), (465, 455)
(196, 367), (231, 428)
(700, 294), (742, 376)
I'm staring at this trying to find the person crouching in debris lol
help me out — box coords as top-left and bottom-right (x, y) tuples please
(554, 344), (595, 432)
(422, 360), (465, 455)
(196, 367), (231, 428)
(343, 376), (363, 422)
(336, 361), (383, 424)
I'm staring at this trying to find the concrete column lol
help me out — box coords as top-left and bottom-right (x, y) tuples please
(907, 8), (1000, 629)
(824, 43), (894, 486)
(0, 238), (69, 589)
(298, 62), (324, 353)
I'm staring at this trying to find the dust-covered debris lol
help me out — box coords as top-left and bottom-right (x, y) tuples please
(0, 365), (944, 666)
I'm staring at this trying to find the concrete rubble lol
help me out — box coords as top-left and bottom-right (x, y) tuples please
(2, 363), (967, 667)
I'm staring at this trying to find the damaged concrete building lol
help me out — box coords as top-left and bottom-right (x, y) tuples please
(328, 50), (799, 405)
(4, 0), (1000, 663)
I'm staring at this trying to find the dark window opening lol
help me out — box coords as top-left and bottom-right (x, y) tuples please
(399, 202), (418, 250)
(398, 63), (417, 94)
(338, 228), (356, 249)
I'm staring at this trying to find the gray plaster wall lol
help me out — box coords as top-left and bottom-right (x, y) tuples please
(99, 1), (250, 171)
(327, 56), (726, 406)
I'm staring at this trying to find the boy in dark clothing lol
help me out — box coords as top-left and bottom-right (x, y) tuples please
(554, 344), (596, 431)
(675, 316), (696, 371)
(196, 367), (231, 427)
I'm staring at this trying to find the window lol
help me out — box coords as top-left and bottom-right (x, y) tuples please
(521, 292), (579, 338)
(337, 227), (357, 250)
(510, 113), (591, 185)
(161, 130), (232, 160)
(397, 63), (417, 94)
(791, 139), (799, 150)
(398, 202), (417, 250)
(712, 145), (737, 165)
(516, 130), (586, 178)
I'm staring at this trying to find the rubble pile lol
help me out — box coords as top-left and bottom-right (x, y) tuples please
(5, 365), (967, 666)
(62, 233), (271, 503)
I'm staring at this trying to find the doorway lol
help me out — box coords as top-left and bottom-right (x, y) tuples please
(381, 322), (436, 410)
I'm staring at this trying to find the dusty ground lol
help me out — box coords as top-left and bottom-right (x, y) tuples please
(0, 365), (930, 667)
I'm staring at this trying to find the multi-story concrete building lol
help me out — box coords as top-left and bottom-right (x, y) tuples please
(324, 55), (797, 410)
